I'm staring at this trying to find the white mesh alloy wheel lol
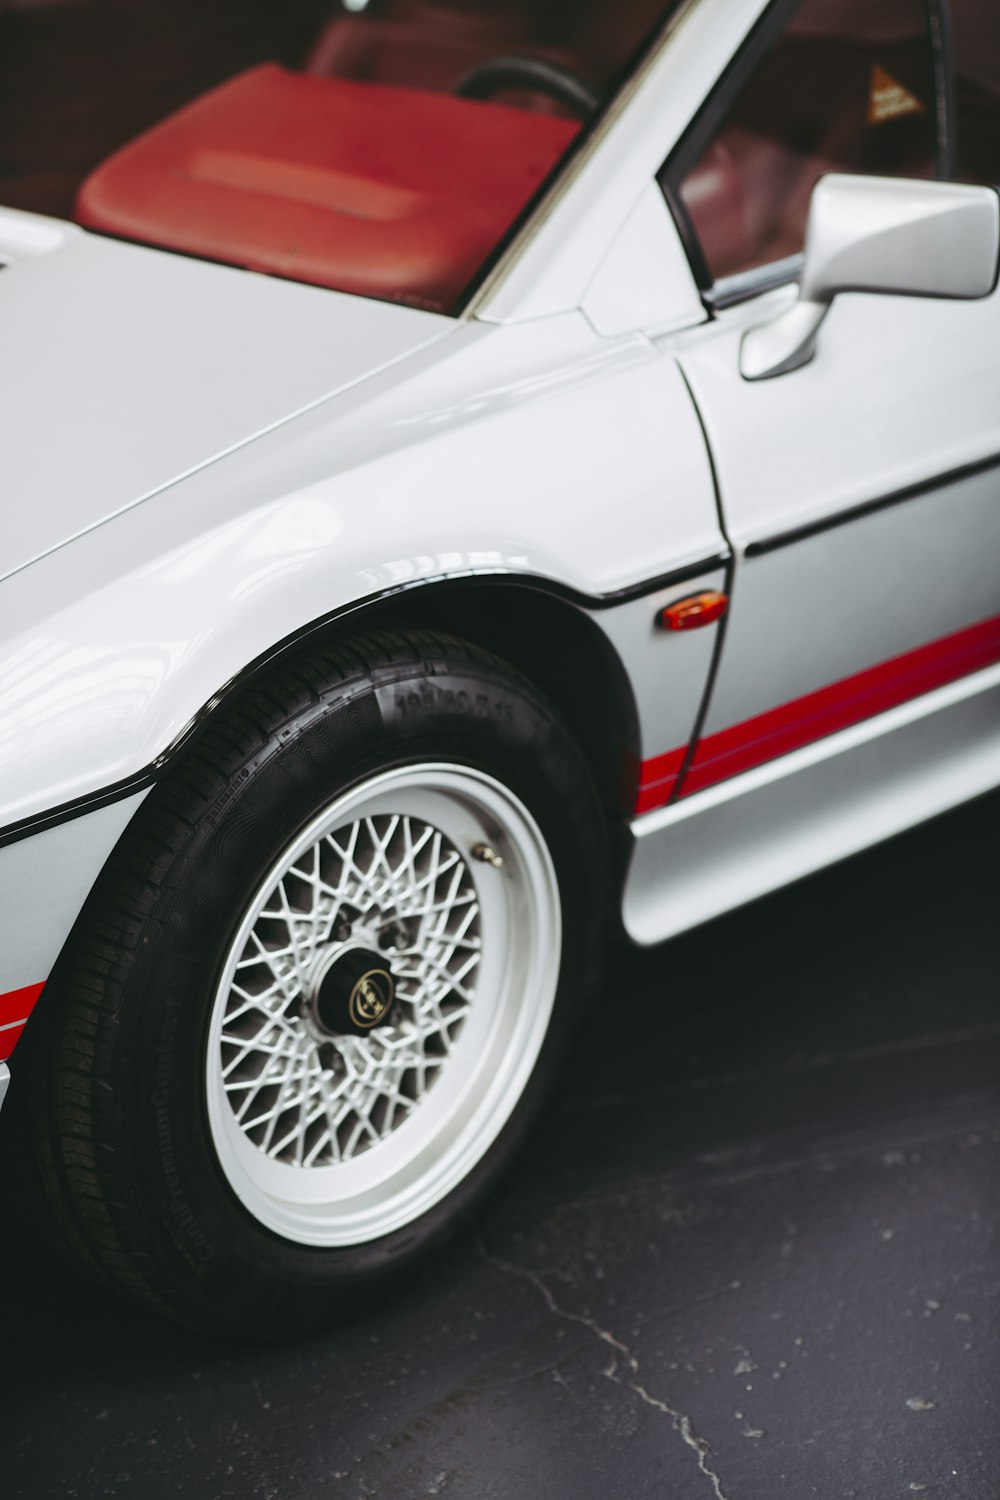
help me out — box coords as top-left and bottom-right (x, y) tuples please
(206, 763), (561, 1246)
(25, 633), (606, 1332)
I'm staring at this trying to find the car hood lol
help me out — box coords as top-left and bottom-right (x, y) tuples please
(0, 209), (451, 585)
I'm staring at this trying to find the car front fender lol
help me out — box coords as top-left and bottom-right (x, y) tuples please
(0, 313), (723, 837)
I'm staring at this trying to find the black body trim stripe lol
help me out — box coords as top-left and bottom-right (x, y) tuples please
(0, 555), (730, 850)
(671, 361), (737, 797)
(563, 552), (731, 606)
(0, 772), (157, 853)
(744, 452), (1000, 557)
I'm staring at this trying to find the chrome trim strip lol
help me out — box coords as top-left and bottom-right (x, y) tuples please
(705, 253), (803, 311)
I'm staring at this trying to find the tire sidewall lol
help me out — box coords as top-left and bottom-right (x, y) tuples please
(106, 648), (605, 1327)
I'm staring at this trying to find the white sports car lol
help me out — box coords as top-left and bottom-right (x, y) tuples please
(1, 0), (998, 1332)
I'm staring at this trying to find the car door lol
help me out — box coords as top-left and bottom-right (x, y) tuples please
(660, 0), (1000, 800)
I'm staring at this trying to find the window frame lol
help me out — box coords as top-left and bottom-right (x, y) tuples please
(658, 0), (955, 308)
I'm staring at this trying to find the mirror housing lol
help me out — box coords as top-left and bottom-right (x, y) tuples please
(740, 174), (1000, 381)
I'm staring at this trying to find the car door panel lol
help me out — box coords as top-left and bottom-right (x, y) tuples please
(671, 268), (1000, 799)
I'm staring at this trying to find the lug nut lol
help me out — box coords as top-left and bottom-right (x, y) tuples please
(317, 1042), (339, 1073)
(332, 904), (361, 942)
(378, 919), (410, 952)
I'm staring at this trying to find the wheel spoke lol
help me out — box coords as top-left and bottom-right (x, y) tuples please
(215, 808), (481, 1167)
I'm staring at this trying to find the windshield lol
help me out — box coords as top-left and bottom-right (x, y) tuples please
(2, 0), (675, 313)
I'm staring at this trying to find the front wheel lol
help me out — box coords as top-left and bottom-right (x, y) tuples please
(19, 631), (606, 1333)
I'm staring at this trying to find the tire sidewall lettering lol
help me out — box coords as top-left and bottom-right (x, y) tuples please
(50, 635), (608, 1327)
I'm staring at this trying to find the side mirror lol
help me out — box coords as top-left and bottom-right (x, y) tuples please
(740, 174), (1000, 381)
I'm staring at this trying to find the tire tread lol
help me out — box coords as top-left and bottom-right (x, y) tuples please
(12, 628), (607, 1329)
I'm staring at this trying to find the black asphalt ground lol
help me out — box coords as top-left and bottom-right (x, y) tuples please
(2, 790), (999, 1499)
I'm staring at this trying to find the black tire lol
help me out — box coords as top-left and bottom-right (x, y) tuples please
(14, 630), (606, 1335)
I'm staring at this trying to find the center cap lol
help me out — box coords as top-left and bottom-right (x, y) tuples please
(314, 946), (396, 1036)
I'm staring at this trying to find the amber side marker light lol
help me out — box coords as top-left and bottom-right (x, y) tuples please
(658, 590), (729, 631)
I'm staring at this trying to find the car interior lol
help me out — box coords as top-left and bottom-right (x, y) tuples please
(2, 0), (669, 310)
(1, 0), (996, 311)
(678, 0), (938, 283)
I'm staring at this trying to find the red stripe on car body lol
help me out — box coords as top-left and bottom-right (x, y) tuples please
(635, 611), (1000, 814)
(634, 745), (687, 814)
(0, 982), (44, 1060)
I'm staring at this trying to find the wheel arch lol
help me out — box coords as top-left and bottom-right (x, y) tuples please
(0, 573), (638, 1038)
(161, 575), (642, 824)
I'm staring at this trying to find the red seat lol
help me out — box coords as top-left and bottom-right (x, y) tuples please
(75, 64), (579, 311)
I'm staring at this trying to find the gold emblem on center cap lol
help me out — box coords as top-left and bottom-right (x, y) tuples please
(349, 968), (394, 1028)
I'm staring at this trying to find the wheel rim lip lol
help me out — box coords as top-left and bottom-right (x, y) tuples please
(205, 762), (561, 1248)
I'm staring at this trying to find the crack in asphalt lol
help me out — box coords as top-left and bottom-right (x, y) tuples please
(480, 1245), (729, 1500)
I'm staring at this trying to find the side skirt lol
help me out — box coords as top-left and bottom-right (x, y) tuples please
(622, 660), (1000, 946)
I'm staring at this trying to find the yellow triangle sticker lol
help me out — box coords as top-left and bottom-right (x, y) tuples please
(868, 64), (925, 125)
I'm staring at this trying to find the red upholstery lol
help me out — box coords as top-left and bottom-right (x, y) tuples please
(75, 64), (579, 311)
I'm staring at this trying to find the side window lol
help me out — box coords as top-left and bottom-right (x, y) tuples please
(950, 2), (1000, 185)
(669, 0), (937, 287)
